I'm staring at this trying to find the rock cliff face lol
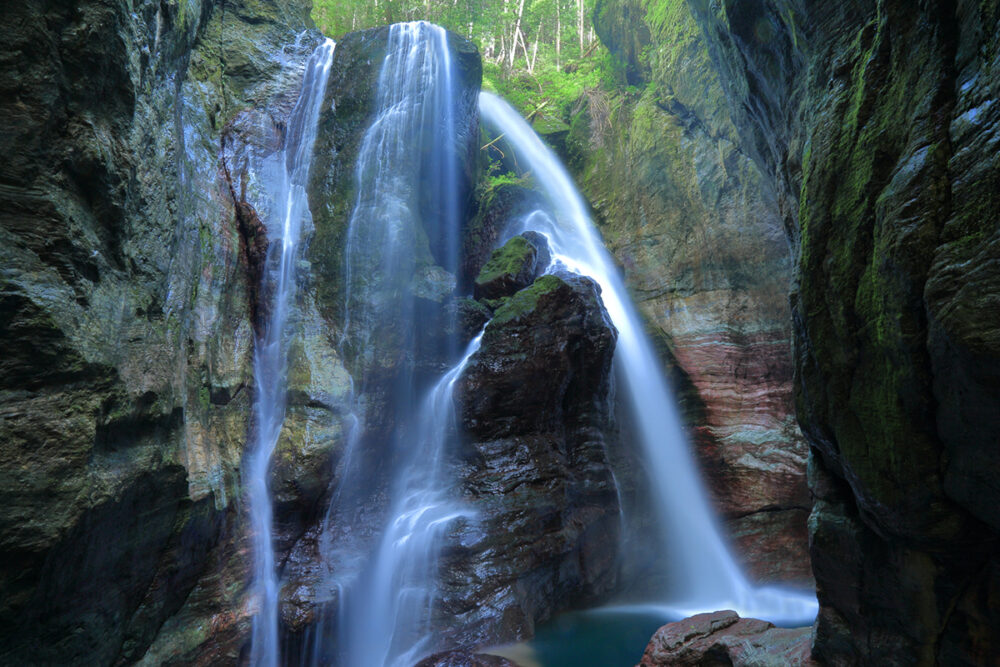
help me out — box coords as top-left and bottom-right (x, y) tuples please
(582, 0), (812, 587)
(683, 0), (1000, 662)
(0, 0), (321, 663)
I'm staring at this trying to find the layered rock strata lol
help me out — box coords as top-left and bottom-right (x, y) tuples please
(0, 0), (325, 663)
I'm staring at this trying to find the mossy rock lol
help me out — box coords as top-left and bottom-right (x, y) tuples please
(490, 273), (564, 325)
(474, 233), (552, 301)
(461, 181), (548, 289)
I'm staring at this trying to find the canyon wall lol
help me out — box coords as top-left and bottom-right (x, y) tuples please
(0, 0), (323, 662)
(683, 0), (1000, 662)
(577, 0), (812, 588)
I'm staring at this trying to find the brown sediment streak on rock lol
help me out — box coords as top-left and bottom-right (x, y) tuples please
(221, 136), (270, 338)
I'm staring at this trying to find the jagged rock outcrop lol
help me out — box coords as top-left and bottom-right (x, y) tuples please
(0, 0), (335, 663)
(446, 270), (620, 646)
(684, 0), (1000, 663)
(637, 610), (814, 667)
(582, 0), (812, 588)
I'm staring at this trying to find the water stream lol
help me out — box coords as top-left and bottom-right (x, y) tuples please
(478, 91), (818, 626)
(331, 21), (470, 667)
(341, 334), (482, 666)
(245, 38), (335, 667)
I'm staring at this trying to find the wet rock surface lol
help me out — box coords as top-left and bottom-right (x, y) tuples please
(445, 271), (620, 647)
(415, 650), (522, 667)
(637, 610), (814, 667)
(683, 0), (1000, 662)
(0, 0), (323, 662)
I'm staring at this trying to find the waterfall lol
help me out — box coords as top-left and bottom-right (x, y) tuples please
(331, 21), (470, 667)
(341, 334), (482, 667)
(245, 38), (335, 667)
(478, 92), (818, 625)
(341, 22), (462, 348)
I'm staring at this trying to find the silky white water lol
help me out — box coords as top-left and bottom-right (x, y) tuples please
(245, 38), (335, 667)
(341, 334), (482, 667)
(478, 91), (818, 625)
(332, 22), (471, 667)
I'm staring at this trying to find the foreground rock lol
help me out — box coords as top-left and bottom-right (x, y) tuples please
(445, 271), (620, 647)
(638, 611), (814, 667)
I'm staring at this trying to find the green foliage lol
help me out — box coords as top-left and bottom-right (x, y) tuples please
(483, 169), (524, 188)
(491, 274), (563, 324)
(311, 0), (617, 123)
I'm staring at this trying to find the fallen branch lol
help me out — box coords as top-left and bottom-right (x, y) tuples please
(525, 99), (549, 121)
(481, 133), (506, 152)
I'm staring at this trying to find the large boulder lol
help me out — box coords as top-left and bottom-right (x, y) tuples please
(442, 272), (620, 647)
(637, 611), (814, 667)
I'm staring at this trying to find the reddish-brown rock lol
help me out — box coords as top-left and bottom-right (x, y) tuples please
(637, 611), (814, 667)
(581, 0), (812, 589)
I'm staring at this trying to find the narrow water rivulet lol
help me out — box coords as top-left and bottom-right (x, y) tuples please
(478, 91), (818, 626)
(245, 38), (335, 667)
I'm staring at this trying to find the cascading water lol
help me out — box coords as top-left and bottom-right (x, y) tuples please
(245, 38), (335, 667)
(341, 334), (482, 667)
(478, 91), (818, 625)
(321, 21), (470, 667)
(340, 22), (461, 351)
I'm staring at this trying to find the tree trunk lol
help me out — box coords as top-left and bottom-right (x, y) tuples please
(556, 0), (561, 69)
(510, 0), (527, 68)
(528, 20), (541, 73)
